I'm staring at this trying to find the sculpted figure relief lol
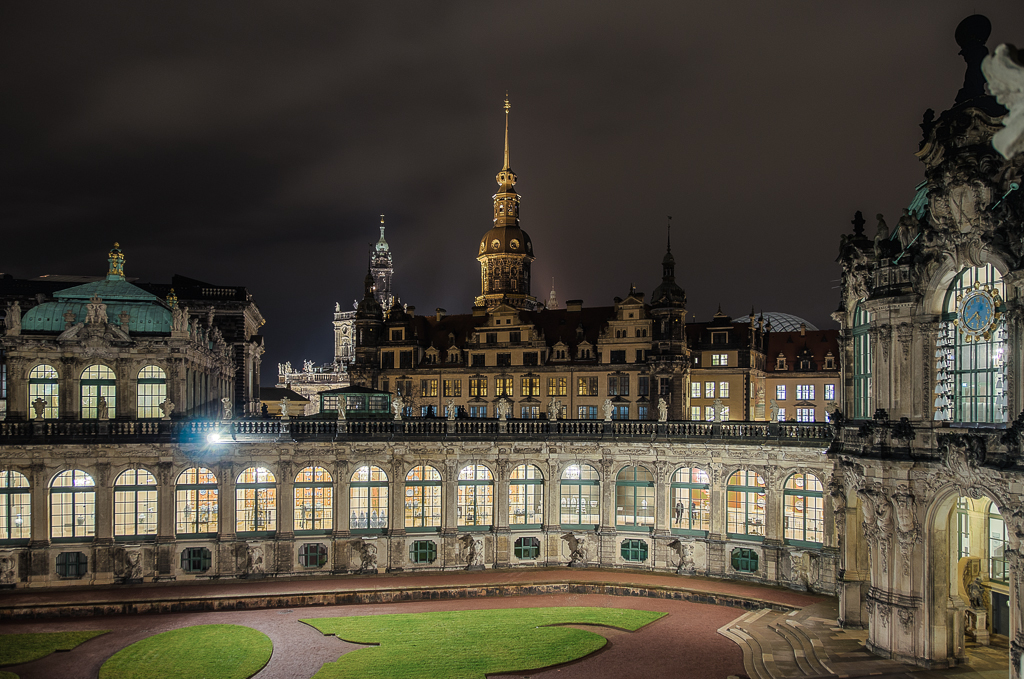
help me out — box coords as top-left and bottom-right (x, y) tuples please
(0, 552), (17, 585)
(356, 540), (378, 572)
(392, 395), (404, 420)
(4, 301), (21, 335)
(602, 399), (613, 422)
(657, 398), (668, 422)
(562, 533), (588, 567)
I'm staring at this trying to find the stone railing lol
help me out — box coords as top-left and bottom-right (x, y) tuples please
(0, 416), (835, 445)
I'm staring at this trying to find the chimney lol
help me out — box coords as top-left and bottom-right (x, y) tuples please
(435, 308), (446, 321)
(800, 323), (806, 336)
(406, 306), (415, 315)
(566, 299), (583, 312)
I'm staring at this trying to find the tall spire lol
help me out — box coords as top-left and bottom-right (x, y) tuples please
(503, 93), (511, 170)
(666, 215), (672, 253)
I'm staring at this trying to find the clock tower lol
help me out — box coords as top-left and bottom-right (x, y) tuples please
(475, 96), (536, 310)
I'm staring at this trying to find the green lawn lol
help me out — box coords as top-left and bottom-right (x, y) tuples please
(303, 606), (665, 679)
(0, 630), (108, 667)
(98, 624), (272, 679)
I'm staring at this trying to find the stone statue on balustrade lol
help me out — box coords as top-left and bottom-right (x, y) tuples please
(221, 397), (233, 421)
(658, 398), (668, 422)
(602, 399), (613, 422)
(159, 399), (175, 421)
(496, 398), (511, 421)
(392, 395), (404, 421)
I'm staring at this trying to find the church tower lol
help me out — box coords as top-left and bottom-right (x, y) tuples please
(475, 96), (536, 309)
(369, 215), (394, 312)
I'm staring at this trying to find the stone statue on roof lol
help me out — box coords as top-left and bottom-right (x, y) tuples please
(4, 301), (20, 336)
(982, 43), (1024, 159)
(873, 214), (890, 261)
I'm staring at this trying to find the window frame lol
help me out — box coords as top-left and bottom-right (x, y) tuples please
(560, 464), (599, 529)
(349, 465), (389, 533)
(726, 470), (766, 542)
(235, 466), (277, 536)
(509, 464), (543, 528)
(405, 465), (442, 532)
(783, 472), (824, 546)
(294, 466), (333, 534)
(176, 467), (219, 537)
(0, 470), (30, 543)
(114, 468), (158, 539)
(457, 465), (494, 530)
(671, 467), (710, 536)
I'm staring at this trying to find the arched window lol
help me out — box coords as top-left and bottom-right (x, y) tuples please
(114, 469), (157, 538)
(294, 466), (333, 533)
(852, 305), (872, 419)
(727, 470), (766, 540)
(616, 466), (655, 529)
(81, 364), (116, 419)
(988, 502), (1007, 583)
(350, 465), (388, 531)
(671, 467), (710, 535)
(783, 472), (823, 545)
(176, 467), (218, 536)
(457, 464), (493, 528)
(28, 364), (59, 419)
(939, 265), (1007, 423)
(136, 366), (167, 419)
(560, 464), (599, 528)
(236, 467), (277, 534)
(509, 464), (543, 527)
(0, 471), (30, 542)
(51, 470), (95, 540)
(405, 465), (441, 530)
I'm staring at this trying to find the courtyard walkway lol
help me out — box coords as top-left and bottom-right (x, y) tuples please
(0, 569), (1011, 678)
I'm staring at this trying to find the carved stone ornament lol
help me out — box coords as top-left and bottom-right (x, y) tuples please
(897, 607), (915, 633)
(939, 433), (988, 497)
(981, 43), (1024, 160)
(892, 485), (920, 577)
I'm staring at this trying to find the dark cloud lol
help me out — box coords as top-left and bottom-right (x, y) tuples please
(2, 2), (1024, 381)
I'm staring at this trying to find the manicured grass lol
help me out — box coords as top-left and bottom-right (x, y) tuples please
(303, 606), (665, 679)
(0, 672), (18, 679)
(98, 624), (272, 679)
(0, 630), (108, 666)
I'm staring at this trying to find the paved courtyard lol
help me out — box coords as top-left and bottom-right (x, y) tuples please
(0, 569), (1012, 679)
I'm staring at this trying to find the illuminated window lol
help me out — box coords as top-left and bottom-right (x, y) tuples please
(719, 381), (730, 398)
(457, 465), (493, 528)
(520, 405), (539, 419)
(989, 503), (1007, 583)
(50, 470), (95, 540)
(350, 465), (388, 531)
(705, 382), (714, 398)
(561, 464), (599, 527)
(796, 385), (814, 400)
(796, 408), (815, 422)
(671, 467), (709, 535)
(690, 406), (701, 420)
(469, 377), (488, 397)
(0, 470), (30, 542)
(852, 305), (872, 418)
(616, 466), (654, 529)
(136, 366), (167, 419)
(469, 406), (487, 418)
(405, 465), (441, 530)
(776, 385), (786, 400)
(783, 472), (823, 545)
(577, 405), (597, 419)
(420, 379), (438, 397)
(521, 376), (540, 396)
(80, 364), (116, 419)
(577, 377), (598, 396)
(28, 364), (59, 419)
(711, 354), (728, 366)
(235, 467), (277, 534)
(114, 469), (157, 538)
(176, 467), (218, 535)
(547, 377), (567, 396)
(956, 497), (971, 559)
(704, 406), (714, 421)
(942, 265), (1008, 423)
(824, 384), (835, 401)
(727, 470), (766, 540)
(443, 379), (462, 397)
(294, 466), (333, 533)
(509, 464), (543, 527)
(496, 377), (514, 397)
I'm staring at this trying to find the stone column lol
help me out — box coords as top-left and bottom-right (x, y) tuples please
(331, 461), (351, 573)
(218, 463), (236, 542)
(155, 461), (176, 577)
(545, 459), (562, 566)
(653, 461), (670, 536)
(598, 458), (616, 565)
(28, 463), (51, 584)
(388, 459), (406, 572)
(441, 459), (459, 568)
(493, 459), (511, 568)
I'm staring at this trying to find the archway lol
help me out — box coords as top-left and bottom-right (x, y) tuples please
(924, 487), (1015, 676)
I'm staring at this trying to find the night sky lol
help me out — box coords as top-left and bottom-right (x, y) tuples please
(3, 3), (1024, 383)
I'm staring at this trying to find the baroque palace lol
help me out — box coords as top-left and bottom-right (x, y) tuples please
(0, 15), (1023, 678)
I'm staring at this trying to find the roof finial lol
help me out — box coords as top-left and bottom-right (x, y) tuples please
(666, 216), (672, 253)
(107, 242), (125, 280)
(503, 93), (511, 171)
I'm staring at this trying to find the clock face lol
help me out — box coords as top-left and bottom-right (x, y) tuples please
(956, 285), (1001, 342)
(961, 292), (993, 331)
